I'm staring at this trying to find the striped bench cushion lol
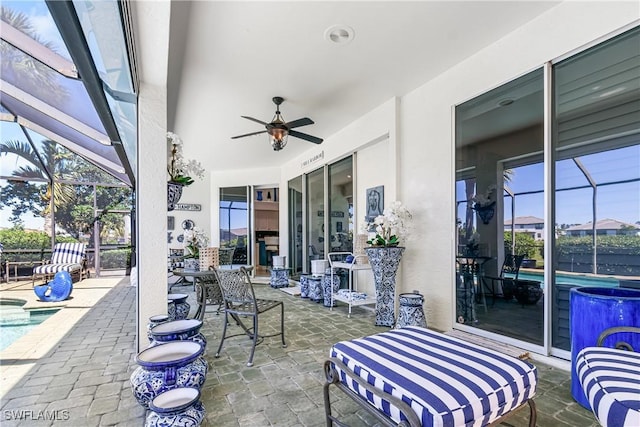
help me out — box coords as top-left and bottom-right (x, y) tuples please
(330, 326), (537, 427)
(576, 347), (640, 427)
(34, 263), (82, 275)
(50, 243), (86, 264)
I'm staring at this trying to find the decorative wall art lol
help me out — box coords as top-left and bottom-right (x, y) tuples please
(366, 186), (384, 222)
(168, 216), (175, 231)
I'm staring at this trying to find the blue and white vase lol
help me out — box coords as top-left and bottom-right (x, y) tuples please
(150, 319), (207, 351)
(365, 246), (405, 327)
(183, 258), (199, 271)
(168, 294), (190, 320)
(396, 293), (427, 329)
(131, 341), (208, 408)
(145, 387), (206, 427)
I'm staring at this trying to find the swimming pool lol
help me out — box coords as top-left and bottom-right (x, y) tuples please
(0, 300), (60, 351)
(516, 271), (619, 288)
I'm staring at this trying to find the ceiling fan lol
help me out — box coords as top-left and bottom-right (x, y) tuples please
(231, 97), (323, 151)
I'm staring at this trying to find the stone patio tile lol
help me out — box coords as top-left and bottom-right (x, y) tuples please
(35, 385), (74, 404)
(87, 396), (119, 416)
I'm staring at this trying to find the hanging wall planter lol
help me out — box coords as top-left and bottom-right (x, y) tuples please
(473, 202), (495, 224)
(167, 182), (184, 211)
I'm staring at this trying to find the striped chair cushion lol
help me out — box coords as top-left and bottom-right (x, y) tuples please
(330, 326), (537, 427)
(576, 347), (640, 427)
(50, 243), (86, 264)
(34, 263), (82, 275)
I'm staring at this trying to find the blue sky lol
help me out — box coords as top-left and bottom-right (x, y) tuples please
(457, 144), (640, 226)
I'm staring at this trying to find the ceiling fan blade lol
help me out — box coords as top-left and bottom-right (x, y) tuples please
(241, 116), (269, 126)
(289, 130), (323, 144)
(231, 130), (267, 139)
(285, 117), (314, 129)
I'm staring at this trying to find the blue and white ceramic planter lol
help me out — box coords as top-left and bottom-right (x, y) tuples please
(396, 293), (427, 329)
(167, 293), (190, 320)
(365, 246), (405, 327)
(147, 315), (170, 343)
(131, 341), (208, 408)
(150, 319), (207, 350)
(183, 258), (200, 272)
(145, 387), (206, 427)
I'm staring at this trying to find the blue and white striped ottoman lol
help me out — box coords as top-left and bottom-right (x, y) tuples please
(326, 326), (537, 427)
(576, 347), (640, 427)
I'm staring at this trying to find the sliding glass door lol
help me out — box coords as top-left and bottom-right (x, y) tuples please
(455, 26), (640, 356)
(219, 186), (251, 266)
(552, 27), (640, 354)
(455, 68), (545, 347)
(288, 176), (304, 277)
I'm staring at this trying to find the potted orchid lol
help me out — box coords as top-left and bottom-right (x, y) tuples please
(362, 201), (412, 327)
(363, 201), (412, 247)
(167, 132), (205, 210)
(167, 132), (205, 186)
(183, 227), (209, 259)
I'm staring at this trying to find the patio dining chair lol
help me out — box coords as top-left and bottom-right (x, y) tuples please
(483, 254), (525, 303)
(213, 266), (286, 367)
(32, 242), (87, 286)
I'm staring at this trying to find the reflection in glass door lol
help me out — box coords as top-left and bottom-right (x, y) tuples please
(552, 27), (640, 353)
(288, 176), (304, 277)
(455, 68), (545, 347)
(328, 158), (353, 254)
(220, 186), (251, 266)
(306, 168), (325, 271)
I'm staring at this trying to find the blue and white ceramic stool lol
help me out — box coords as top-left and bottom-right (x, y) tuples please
(299, 275), (310, 298)
(269, 268), (290, 288)
(396, 292), (427, 328)
(322, 272), (340, 307)
(307, 275), (323, 302)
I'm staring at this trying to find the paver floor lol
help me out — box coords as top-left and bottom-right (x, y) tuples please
(1, 277), (599, 426)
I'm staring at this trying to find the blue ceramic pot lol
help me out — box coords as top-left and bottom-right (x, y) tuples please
(167, 293), (190, 320)
(131, 341), (207, 408)
(145, 387), (206, 427)
(147, 315), (170, 343)
(396, 293), (427, 329)
(150, 319), (207, 350)
(570, 286), (640, 409)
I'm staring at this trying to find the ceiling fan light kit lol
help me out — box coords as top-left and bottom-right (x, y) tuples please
(232, 96), (323, 151)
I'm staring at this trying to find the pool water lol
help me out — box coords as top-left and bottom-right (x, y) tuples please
(0, 308), (60, 352)
(515, 271), (619, 289)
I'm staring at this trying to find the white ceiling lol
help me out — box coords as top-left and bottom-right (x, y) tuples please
(166, 1), (560, 171)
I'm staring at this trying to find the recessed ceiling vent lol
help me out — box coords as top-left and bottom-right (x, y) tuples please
(324, 25), (355, 45)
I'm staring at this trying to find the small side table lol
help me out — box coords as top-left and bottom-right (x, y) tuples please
(269, 268), (290, 288)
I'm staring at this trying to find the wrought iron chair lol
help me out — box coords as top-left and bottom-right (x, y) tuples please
(483, 254), (525, 303)
(213, 266), (286, 367)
